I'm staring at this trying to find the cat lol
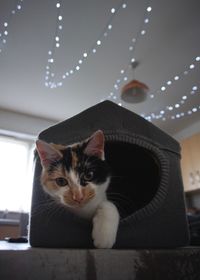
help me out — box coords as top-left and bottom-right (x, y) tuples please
(36, 130), (120, 249)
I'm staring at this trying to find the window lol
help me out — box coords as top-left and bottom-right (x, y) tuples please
(0, 136), (34, 213)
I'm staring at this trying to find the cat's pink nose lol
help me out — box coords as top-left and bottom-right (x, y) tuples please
(72, 190), (84, 203)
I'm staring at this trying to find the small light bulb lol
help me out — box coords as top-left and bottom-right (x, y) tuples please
(58, 15), (62, 21)
(182, 96), (187, 100)
(174, 76), (179, 80)
(167, 81), (172, 85)
(122, 3), (127, 8)
(83, 52), (87, 58)
(97, 40), (101, 45)
(56, 43), (60, 48)
(147, 6), (152, 12)
(56, 3), (61, 8)
(175, 104), (180, 108)
(55, 36), (59, 41)
(4, 22), (8, 27)
(76, 66), (80, 70)
(111, 8), (115, 13)
(79, 60), (83, 64)
(190, 64), (195, 69)
(195, 56), (200, 61)
(161, 86), (166, 91)
(108, 25), (112, 30)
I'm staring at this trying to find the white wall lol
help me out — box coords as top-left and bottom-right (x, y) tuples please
(0, 108), (58, 140)
(173, 119), (200, 141)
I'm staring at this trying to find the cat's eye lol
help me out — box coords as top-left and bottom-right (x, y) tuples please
(55, 177), (68, 187)
(84, 171), (94, 181)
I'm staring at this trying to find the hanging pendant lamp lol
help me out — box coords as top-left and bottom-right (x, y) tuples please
(121, 61), (149, 103)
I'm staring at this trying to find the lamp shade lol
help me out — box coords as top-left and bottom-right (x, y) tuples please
(121, 79), (149, 103)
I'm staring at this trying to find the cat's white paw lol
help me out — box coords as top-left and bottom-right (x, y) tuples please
(92, 201), (119, 249)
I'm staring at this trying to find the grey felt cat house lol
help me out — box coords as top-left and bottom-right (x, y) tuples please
(30, 101), (189, 248)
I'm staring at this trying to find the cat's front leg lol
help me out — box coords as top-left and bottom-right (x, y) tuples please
(92, 201), (119, 249)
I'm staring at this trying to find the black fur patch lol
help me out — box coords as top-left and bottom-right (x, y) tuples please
(47, 143), (110, 187)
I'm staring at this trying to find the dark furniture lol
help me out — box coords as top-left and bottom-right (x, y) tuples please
(30, 101), (189, 248)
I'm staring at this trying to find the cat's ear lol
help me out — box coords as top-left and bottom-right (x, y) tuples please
(36, 140), (62, 167)
(84, 130), (105, 159)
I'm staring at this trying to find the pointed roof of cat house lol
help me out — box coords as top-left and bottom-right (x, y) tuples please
(39, 101), (180, 153)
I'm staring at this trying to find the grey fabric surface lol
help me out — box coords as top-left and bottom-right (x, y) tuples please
(0, 242), (199, 280)
(30, 101), (189, 248)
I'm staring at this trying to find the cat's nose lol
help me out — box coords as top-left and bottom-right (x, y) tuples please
(72, 189), (83, 203)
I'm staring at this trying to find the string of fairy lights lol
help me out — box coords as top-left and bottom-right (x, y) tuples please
(141, 56), (200, 122)
(43, 0), (200, 123)
(0, 0), (24, 54)
(45, 0), (129, 89)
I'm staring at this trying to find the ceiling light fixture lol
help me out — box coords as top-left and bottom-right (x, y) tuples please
(121, 79), (149, 103)
(102, 1), (153, 104)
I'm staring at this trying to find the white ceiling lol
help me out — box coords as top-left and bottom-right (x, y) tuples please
(0, 0), (200, 136)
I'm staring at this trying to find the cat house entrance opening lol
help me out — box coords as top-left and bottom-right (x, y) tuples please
(105, 141), (161, 219)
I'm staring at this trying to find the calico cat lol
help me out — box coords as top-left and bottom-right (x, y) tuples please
(36, 130), (119, 249)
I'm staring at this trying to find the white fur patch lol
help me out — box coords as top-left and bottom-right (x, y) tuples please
(92, 200), (119, 249)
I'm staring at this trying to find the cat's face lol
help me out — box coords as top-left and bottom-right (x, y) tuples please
(36, 130), (110, 209)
